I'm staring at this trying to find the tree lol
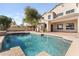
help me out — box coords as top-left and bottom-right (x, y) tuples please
(0, 15), (12, 30)
(24, 6), (41, 31)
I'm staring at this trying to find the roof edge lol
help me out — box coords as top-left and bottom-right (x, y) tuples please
(42, 3), (63, 16)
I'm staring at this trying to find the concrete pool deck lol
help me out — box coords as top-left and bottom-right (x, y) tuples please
(30, 31), (79, 56)
(0, 46), (25, 56)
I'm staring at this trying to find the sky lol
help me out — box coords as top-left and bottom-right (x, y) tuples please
(0, 3), (57, 25)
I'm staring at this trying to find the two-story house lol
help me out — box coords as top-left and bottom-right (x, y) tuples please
(37, 3), (79, 33)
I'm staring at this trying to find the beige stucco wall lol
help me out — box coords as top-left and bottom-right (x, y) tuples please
(42, 12), (53, 21)
(42, 3), (79, 20)
(77, 17), (79, 33)
(46, 21), (51, 32)
(39, 3), (79, 33)
(52, 3), (77, 14)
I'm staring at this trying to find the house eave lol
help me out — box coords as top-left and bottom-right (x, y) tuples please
(49, 13), (79, 23)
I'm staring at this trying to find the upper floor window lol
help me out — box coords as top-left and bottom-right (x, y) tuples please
(66, 9), (74, 14)
(53, 12), (57, 18)
(56, 12), (63, 17)
(76, 3), (79, 7)
(61, 4), (64, 7)
(42, 17), (44, 19)
(48, 15), (51, 19)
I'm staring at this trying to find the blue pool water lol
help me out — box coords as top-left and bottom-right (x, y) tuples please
(2, 33), (72, 56)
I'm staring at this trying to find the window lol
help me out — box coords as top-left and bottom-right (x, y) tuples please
(53, 12), (57, 18)
(56, 12), (63, 17)
(57, 24), (63, 30)
(42, 17), (44, 19)
(66, 9), (74, 14)
(76, 3), (79, 7)
(66, 23), (74, 30)
(48, 15), (51, 19)
(61, 4), (64, 7)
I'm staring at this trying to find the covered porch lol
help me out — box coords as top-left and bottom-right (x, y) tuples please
(47, 13), (79, 33)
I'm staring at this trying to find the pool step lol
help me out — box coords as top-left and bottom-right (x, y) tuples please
(36, 51), (50, 56)
(0, 46), (25, 56)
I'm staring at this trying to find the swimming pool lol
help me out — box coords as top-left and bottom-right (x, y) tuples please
(2, 33), (72, 56)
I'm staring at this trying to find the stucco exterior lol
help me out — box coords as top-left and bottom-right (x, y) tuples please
(37, 3), (79, 33)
